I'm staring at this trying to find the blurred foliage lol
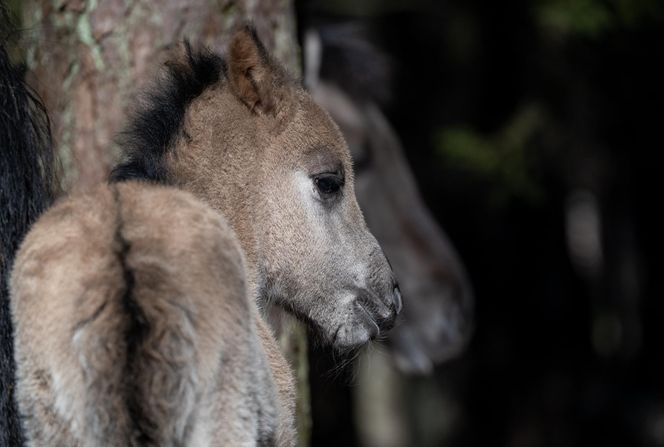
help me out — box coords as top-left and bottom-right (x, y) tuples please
(436, 105), (546, 205)
(535, 0), (664, 39)
(433, 0), (664, 205)
(613, 0), (664, 25)
(536, 0), (613, 39)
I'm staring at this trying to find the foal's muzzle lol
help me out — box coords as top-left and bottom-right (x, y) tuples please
(359, 282), (402, 336)
(332, 281), (402, 349)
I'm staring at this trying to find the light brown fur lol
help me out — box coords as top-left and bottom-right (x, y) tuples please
(12, 182), (294, 446)
(11, 26), (399, 446)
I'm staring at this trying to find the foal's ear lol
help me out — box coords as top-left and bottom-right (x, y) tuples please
(228, 25), (281, 115)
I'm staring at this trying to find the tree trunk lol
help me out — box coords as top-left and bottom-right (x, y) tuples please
(21, 1), (309, 445)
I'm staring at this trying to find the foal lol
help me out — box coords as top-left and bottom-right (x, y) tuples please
(10, 26), (400, 446)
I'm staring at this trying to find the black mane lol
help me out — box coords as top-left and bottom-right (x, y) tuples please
(1, 4), (57, 444)
(110, 42), (224, 183)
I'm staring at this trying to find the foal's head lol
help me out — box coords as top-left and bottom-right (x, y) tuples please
(113, 26), (401, 350)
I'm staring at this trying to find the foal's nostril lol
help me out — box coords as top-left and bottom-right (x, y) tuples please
(392, 285), (403, 315)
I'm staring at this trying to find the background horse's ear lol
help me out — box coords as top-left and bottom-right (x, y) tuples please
(228, 25), (280, 115)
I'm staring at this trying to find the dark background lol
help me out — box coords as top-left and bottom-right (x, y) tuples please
(296, 1), (664, 446)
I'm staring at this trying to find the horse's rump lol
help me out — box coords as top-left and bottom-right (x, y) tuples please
(11, 182), (277, 445)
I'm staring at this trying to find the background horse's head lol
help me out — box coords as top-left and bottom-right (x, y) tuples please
(114, 26), (401, 350)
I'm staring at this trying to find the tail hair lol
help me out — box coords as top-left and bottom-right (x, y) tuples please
(1, 4), (58, 444)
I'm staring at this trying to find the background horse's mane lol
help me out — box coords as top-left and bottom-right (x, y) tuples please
(312, 23), (392, 106)
(110, 42), (225, 184)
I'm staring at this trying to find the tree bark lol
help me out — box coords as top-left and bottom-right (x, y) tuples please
(22, 1), (309, 445)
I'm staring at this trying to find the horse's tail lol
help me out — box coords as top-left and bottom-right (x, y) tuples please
(1, 4), (57, 445)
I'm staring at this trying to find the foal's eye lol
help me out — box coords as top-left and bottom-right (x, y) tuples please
(313, 173), (344, 199)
